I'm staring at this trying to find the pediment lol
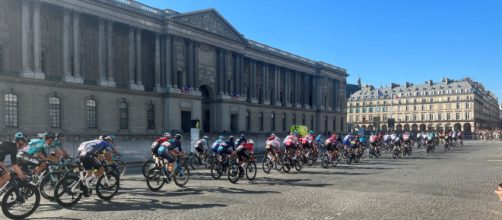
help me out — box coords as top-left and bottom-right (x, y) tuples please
(171, 9), (245, 43)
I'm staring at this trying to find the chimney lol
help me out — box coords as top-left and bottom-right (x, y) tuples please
(442, 77), (450, 84)
(404, 82), (413, 88)
(391, 83), (400, 89)
(426, 80), (433, 86)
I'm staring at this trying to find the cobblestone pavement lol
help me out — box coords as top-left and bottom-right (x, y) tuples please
(27, 141), (502, 220)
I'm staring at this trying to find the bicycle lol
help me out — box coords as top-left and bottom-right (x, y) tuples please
(262, 148), (284, 174)
(227, 154), (257, 184)
(210, 154), (232, 179)
(0, 171), (40, 220)
(146, 156), (190, 191)
(53, 162), (120, 208)
(321, 148), (340, 169)
(35, 158), (74, 201)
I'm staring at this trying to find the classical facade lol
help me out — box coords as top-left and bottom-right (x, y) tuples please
(347, 78), (499, 134)
(0, 0), (347, 136)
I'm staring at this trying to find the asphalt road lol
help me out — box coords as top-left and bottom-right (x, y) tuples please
(26, 141), (502, 220)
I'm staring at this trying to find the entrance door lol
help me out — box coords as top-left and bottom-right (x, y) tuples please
(230, 114), (238, 132)
(200, 85), (213, 132)
(181, 111), (191, 132)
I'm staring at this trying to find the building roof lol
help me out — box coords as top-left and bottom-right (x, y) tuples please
(349, 77), (498, 101)
(107, 0), (346, 74)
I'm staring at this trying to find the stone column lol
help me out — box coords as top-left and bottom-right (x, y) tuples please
(62, 10), (71, 81)
(106, 20), (115, 86)
(239, 55), (243, 96)
(135, 28), (144, 90)
(21, 0), (32, 77)
(172, 38), (178, 88)
(193, 42), (199, 91)
(234, 53), (240, 95)
(98, 19), (106, 85)
(304, 73), (310, 109)
(154, 34), (162, 92)
(222, 51), (227, 95)
(251, 60), (257, 103)
(263, 63), (270, 104)
(72, 12), (83, 83)
(285, 69), (291, 107)
(128, 27), (135, 88)
(274, 66), (281, 106)
(296, 72), (301, 107)
(165, 35), (172, 88)
(187, 40), (194, 89)
(217, 49), (223, 95)
(32, 2), (44, 79)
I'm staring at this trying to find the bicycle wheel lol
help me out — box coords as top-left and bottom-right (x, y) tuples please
(189, 155), (200, 170)
(210, 161), (223, 179)
(227, 162), (240, 184)
(54, 175), (83, 208)
(321, 155), (329, 169)
(39, 173), (60, 201)
(173, 164), (190, 187)
(246, 162), (257, 181)
(142, 158), (156, 178)
(2, 181), (40, 220)
(262, 157), (272, 174)
(116, 160), (126, 177)
(282, 158), (291, 173)
(294, 159), (303, 171)
(96, 171), (120, 200)
(146, 167), (165, 192)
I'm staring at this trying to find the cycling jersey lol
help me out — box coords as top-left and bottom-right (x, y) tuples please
(22, 139), (46, 156)
(78, 140), (112, 157)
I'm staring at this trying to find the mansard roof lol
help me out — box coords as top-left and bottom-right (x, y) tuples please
(348, 78), (486, 101)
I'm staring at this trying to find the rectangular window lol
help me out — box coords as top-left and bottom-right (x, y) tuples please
(49, 97), (61, 128)
(456, 113), (460, 120)
(4, 94), (18, 127)
(86, 99), (97, 129)
(119, 102), (128, 129)
(465, 113), (470, 120)
(148, 104), (156, 130)
(447, 113), (451, 120)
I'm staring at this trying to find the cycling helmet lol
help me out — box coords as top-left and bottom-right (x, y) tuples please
(219, 136), (224, 140)
(270, 133), (276, 138)
(44, 132), (56, 140)
(163, 132), (172, 138)
(175, 134), (182, 140)
(309, 130), (314, 134)
(56, 133), (65, 138)
(229, 136), (234, 141)
(203, 136), (209, 140)
(14, 132), (26, 141)
(240, 134), (245, 138)
(102, 135), (113, 141)
(37, 133), (45, 139)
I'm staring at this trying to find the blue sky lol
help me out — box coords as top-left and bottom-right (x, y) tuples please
(140, 0), (502, 100)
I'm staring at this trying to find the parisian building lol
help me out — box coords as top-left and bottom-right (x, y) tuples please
(0, 0), (347, 136)
(347, 78), (499, 134)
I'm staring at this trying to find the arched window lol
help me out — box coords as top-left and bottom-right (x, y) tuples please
(49, 96), (61, 128)
(86, 99), (97, 128)
(4, 93), (18, 127)
(147, 103), (155, 129)
(119, 101), (128, 129)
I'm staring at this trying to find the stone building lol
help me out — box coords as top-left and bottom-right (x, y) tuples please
(0, 0), (347, 136)
(347, 78), (499, 134)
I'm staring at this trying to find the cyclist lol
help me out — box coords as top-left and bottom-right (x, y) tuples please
(195, 136), (210, 155)
(212, 136), (225, 155)
(283, 133), (297, 155)
(0, 133), (29, 189)
(157, 134), (185, 175)
(77, 135), (115, 185)
(266, 134), (280, 162)
(325, 134), (339, 159)
(17, 132), (55, 175)
(46, 133), (70, 162)
(151, 133), (172, 157)
(236, 134), (247, 147)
